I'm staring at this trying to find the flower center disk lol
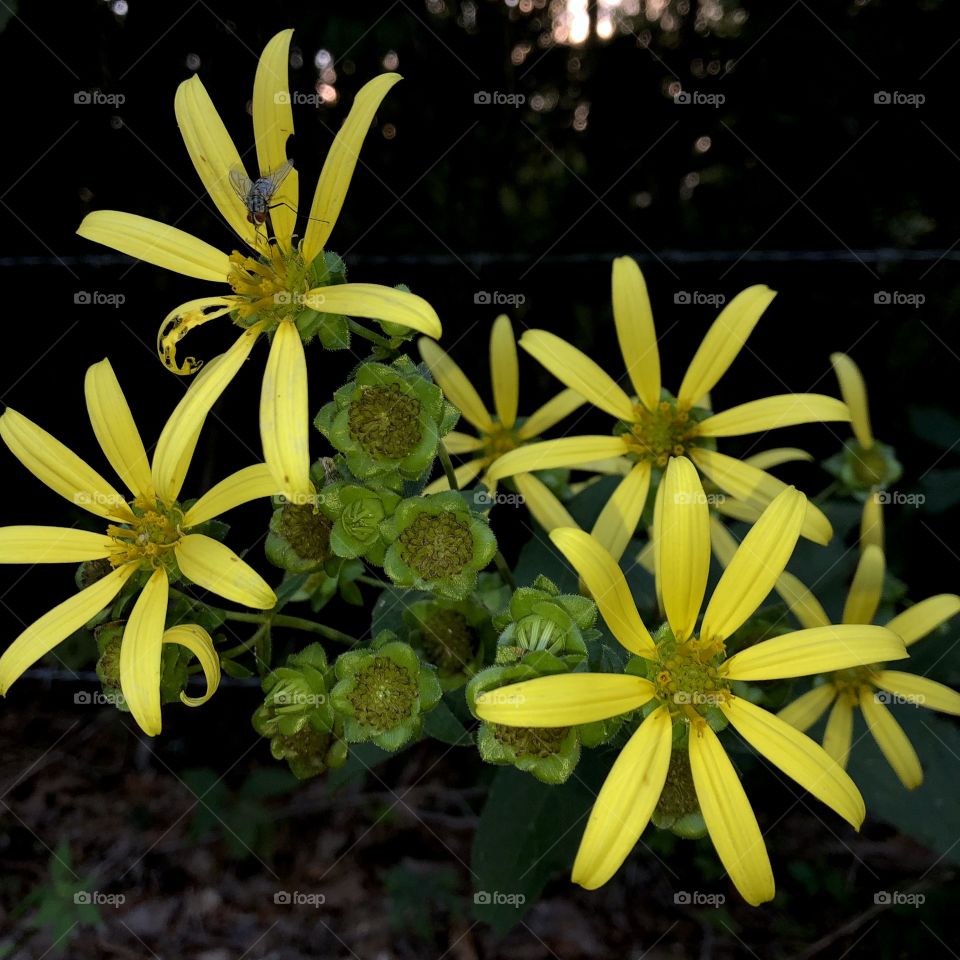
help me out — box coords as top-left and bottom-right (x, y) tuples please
(398, 513), (474, 580)
(349, 384), (423, 460)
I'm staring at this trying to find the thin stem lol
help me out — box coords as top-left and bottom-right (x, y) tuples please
(347, 318), (392, 349)
(493, 549), (517, 591)
(437, 440), (459, 491)
(358, 575), (393, 589)
(221, 610), (357, 645)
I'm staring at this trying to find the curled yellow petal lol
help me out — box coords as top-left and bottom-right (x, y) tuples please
(261, 323), (312, 501)
(0, 408), (131, 522)
(831, 352), (873, 448)
(419, 337), (492, 432)
(157, 297), (236, 375)
(694, 394), (850, 438)
(0, 564), (137, 694)
(701, 487), (806, 644)
(175, 534), (277, 609)
(163, 624), (221, 708)
(183, 464), (281, 528)
(723, 624), (907, 682)
(77, 210), (230, 282)
(677, 285), (777, 408)
(572, 706), (672, 889)
(550, 527), (656, 658)
(305, 283), (441, 339)
(490, 315), (519, 429)
(842, 544), (885, 625)
(302, 73), (402, 260)
(885, 594), (960, 647)
(517, 388), (586, 440)
(85, 359), (152, 498)
(859, 687), (923, 789)
(487, 436), (629, 481)
(611, 256), (659, 411)
(688, 720), (775, 907)
(119, 567), (169, 736)
(721, 695), (864, 829)
(0, 526), (116, 564)
(520, 330), (635, 422)
(475, 673), (656, 726)
(175, 75), (257, 248)
(777, 684), (836, 732)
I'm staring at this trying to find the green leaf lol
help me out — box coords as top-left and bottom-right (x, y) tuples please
(423, 698), (473, 745)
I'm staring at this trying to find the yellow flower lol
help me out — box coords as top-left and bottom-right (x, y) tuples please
(418, 315), (586, 529)
(76, 29), (441, 502)
(777, 545), (960, 790)
(474, 457), (906, 905)
(486, 256), (849, 562)
(0, 360), (281, 736)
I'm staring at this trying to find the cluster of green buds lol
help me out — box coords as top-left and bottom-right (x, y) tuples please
(315, 355), (459, 483)
(465, 577), (606, 784)
(328, 633), (442, 751)
(252, 644), (347, 780)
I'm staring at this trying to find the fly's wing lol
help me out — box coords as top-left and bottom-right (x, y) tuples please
(262, 158), (295, 195)
(228, 166), (254, 202)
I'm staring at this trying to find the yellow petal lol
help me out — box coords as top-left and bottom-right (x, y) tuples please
(742, 448), (813, 471)
(778, 684), (836, 732)
(517, 388), (587, 440)
(694, 394), (850, 438)
(0, 526), (116, 564)
(872, 671), (960, 716)
(513, 473), (577, 531)
(260, 324), (312, 501)
(0, 564), (136, 694)
(442, 431), (484, 454)
(163, 624), (221, 708)
(677, 285), (777, 408)
(656, 457), (710, 641)
(590, 461), (651, 564)
(860, 492), (884, 552)
(550, 527), (656, 658)
(707, 513), (738, 569)
(885, 594), (960, 647)
(475, 673), (656, 726)
(701, 487), (806, 644)
(151, 325), (263, 502)
(722, 695), (864, 828)
(713, 496), (764, 525)
(84, 359), (152, 498)
(419, 337), (492, 432)
(572, 706), (672, 889)
(0, 409), (131, 522)
(774, 569), (831, 629)
(175, 534), (277, 609)
(692, 448), (832, 545)
(520, 330), (636, 422)
(688, 720), (775, 906)
(611, 256), (659, 410)
(183, 464), (281, 527)
(174, 75), (257, 248)
(859, 687), (923, 789)
(302, 73), (402, 260)
(306, 283), (441, 339)
(723, 624), (907, 681)
(487, 436), (629, 481)
(831, 352), (873, 448)
(822, 695), (854, 767)
(842, 544), (885, 625)
(253, 29), (298, 250)
(77, 210), (231, 282)
(119, 567), (169, 737)
(489, 315), (519, 429)
(423, 458), (485, 494)
(157, 296), (236, 376)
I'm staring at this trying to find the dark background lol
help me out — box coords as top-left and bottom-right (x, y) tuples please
(0, 1), (958, 957)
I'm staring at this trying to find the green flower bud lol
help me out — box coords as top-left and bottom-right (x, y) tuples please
(492, 575), (596, 669)
(382, 491), (497, 600)
(315, 356), (459, 481)
(253, 644), (341, 779)
(265, 500), (333, 574)
(652, 749), (707, 839)
(329, 636), (442, 751)
(402, 596), (492, 690)
(823, 439), (902, 496)
(466, 662), (581, 785)
(317, 481), (401, 565)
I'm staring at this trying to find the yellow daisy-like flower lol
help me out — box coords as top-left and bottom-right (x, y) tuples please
(487, 256), (849, 562)
(76, 29), (441, 501)
(474, 457), (907, 904)
(777, 545), (960, 789)
(418, 314), (586, 529)
(0, 360), (280, 736)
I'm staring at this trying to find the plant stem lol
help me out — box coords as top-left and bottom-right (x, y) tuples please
(358, 574), (392, 589)
(437, 439), (459, 490)
(493, 550), (517, 591)
(347, 319), (392, 349)
(220, 610), (357, 645)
